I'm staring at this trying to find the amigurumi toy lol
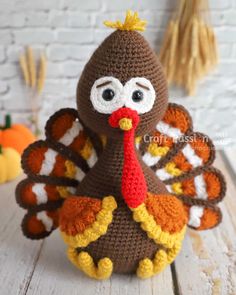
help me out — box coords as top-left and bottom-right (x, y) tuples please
(16, 11), (226, 279)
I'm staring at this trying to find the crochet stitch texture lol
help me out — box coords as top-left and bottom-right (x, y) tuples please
(15, 11), (226, 279)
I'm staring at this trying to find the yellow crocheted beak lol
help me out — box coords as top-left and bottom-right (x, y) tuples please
(118, 118), (133, 131)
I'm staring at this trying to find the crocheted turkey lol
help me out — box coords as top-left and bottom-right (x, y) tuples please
(16, 12), (226, 279)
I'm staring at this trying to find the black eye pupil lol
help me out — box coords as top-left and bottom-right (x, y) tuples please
(102, 88), (115, 101)
(132, 90), (143, 102)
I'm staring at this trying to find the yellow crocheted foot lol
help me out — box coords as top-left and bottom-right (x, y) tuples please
(137, 246), (181, 279)
(67, 248), (113, 280)
(137, 258), (154, 278)
(137, 249), (168, 279)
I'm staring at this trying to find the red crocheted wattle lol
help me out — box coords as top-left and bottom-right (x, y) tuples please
(122, 128), (147, 208)
(108, 107), (139, 129)
(109, 108), (147, 208)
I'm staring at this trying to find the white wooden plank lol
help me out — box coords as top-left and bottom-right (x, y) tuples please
(110, 266), (174, 295)
(223, 148), (236, 174)
(219, 151), (236, 230)
(26, 226), (174, 295)
(0, 175), (43, 295)
(152, 267), (175, 295)
(174, 153), (236, 295)
(26, 230), (110, 295)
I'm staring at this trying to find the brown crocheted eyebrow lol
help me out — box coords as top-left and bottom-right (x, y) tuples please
(96, 81), (112, 88)
(136, 82), (150, 90)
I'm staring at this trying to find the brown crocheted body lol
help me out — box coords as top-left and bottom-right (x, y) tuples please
(82, 202), (157, 273)
(76, 137), (168, 273)
(75, 29), (169, 274)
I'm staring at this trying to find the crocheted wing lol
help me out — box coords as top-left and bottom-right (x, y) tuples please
(16, 108), (103, 239)
(139, 103), (226, 230)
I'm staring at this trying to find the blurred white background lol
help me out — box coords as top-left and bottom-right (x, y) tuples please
(0, 0), (236, 148)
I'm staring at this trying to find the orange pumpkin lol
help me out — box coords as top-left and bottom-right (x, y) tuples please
(0, 114), (36, 154)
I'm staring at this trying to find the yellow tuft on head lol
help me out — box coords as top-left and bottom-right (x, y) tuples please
(104, 10), (147, 32)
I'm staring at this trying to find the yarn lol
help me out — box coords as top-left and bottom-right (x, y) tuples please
(67, 248), (113, 280)
(16, 101), (226, 270)
(15, 12), (226, 278)
(23, 210), (59, 238)
(90, 76), (124, 114)
(109, 107), (147, 208)
(104, 10), (147, 32)
(60, 196), (117, 248)
(145, 193), (187, 234)
(118, 118), (132, 131)
(204, 172), (222, 199)
(196, 207), (221, 230)
(122, 77), (156, 114)
(137, 246), (182, 279)
(132, 200), (186, 249)
(60, 197), (102, 236)
(148, 144), (169, 157)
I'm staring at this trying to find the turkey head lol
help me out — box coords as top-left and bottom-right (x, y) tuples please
(77, 29), (168, 138)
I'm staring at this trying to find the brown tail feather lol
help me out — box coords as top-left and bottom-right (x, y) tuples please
(141, 103), (193, 168)
(22, 209), (60, 239)
(184, 204), (222, 230)
(16, 108), (103, 240)
(22, 140), (87, 182)
(166, 167), (226, 205)
(45, 108), (102, 167)
(138, 103), (226, 230)
(154, 132), (215, 182)
(164, 160), (226, 230)
(16, 178), (76, 210)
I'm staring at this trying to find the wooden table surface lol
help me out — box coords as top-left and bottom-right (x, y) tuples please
(0, 151), (236, 295)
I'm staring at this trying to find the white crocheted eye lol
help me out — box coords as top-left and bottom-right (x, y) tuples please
(123, 77), (156, 114)
(90, 77), (124, 114)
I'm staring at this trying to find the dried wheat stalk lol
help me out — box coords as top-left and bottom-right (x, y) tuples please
(37, 53), (47, 94)
(19, 48), (47, 136)
(159, 0), (218, 96)
(19, 54), (30, 86)
(27, 46), (36, 88)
